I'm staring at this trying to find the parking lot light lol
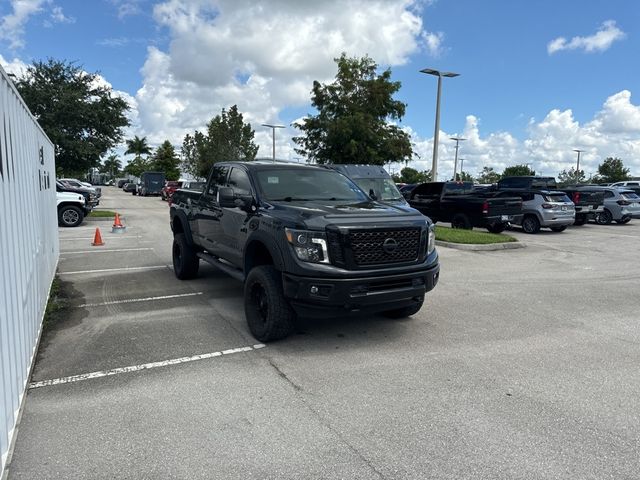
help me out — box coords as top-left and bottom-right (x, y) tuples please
(420, 68), (460, 182)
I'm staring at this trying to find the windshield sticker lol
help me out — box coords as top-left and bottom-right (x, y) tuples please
(268, 176), (279, 184)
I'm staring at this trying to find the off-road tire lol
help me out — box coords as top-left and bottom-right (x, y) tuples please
(58, 205), (84, 227)
(486, 223), (506, 234)
(172, 233), (199, 279)
(451, 213), (472, 230)
(521, 215), (540, 234)
(383, 296), (425, 319)
(244, 266), (295, 342)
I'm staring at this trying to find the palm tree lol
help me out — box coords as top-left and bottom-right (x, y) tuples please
(102, 154), (122, 177)
(125, 136), (152, 162)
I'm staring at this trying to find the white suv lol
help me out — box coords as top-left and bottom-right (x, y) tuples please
(57, 192), (87, 227)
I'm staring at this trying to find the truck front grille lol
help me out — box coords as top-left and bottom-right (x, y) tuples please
(349, 228), (421, 266)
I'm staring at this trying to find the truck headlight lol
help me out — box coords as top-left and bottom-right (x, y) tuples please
(427, 224), (436, 254)
(285, 228), (330, 264)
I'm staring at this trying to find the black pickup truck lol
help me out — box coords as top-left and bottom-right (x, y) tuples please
(557, 186), (605, 225)
(170, 161), (440, 342)
(408, 182), (523, 233)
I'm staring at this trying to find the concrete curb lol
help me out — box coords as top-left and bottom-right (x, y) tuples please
(435, 240), (525, 251)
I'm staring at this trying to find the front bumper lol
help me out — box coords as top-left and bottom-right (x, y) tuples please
(282, 262), (440, 318)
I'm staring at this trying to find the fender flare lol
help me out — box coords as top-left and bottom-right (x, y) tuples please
(171, 209), (196, 246)
(243, 230), (286, 274)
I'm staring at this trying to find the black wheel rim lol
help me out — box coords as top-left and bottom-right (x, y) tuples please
(251, 283), (269, 325)
(523, 218), (533, 232)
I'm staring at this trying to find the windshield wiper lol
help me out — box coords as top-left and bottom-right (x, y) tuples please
(271, 197), (310, 202)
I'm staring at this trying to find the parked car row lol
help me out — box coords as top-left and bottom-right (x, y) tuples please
(401, 176), (640, 234)
(55, 178), (99, 227)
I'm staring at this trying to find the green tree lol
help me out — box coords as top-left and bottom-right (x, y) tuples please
(293, 54), (412, 165)
(502, 164), (535, 177)
(101, 154), (122, 177)
(558, 168), (586, 185)
(476, 166), (501, 184)
(182, 105), (258, 179)
(151, 140), (181, 180)
(457, 171), (474, 182)
(123, 156), (151, 178)
(597, 157), (630, 183)
(14, 58), (130, 175)
(125, 136), (152, 162)
(392, 167), (430, 184)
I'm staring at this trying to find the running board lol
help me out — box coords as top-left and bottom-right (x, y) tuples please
(197, 252), (245, 282)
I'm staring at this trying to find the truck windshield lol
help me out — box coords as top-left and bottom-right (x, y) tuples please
(352, 178), (403, 201)
(255, 168), (369, 202)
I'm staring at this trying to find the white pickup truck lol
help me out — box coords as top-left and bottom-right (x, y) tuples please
(57, 191), (87, 227)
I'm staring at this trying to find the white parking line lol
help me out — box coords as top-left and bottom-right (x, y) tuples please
(59, 265), (168, 275)
(79, 292), (203, 307)
(61, 248), (154, 255)
(28, 344), (267, 389)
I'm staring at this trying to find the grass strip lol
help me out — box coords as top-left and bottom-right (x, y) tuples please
(88, 210), (117, 217)
(435, 226), (517, 244)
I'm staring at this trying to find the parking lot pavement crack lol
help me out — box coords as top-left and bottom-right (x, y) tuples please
(265, 357), (387, 480)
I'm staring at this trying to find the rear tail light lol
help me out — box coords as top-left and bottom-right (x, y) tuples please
(541, 203), (553, 209)
(617, 200), (631, 206)
(572, 192), (580, 204)
(482, 201), (489, 214)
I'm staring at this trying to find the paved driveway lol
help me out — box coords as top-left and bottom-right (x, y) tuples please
(6, 188), (640, 479)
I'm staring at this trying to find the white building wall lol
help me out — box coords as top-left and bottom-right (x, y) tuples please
(0, 64), (58, 476)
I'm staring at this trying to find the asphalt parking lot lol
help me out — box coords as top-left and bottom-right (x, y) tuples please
(6, 187), (640, 479)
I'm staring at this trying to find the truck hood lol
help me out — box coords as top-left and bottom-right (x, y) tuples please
(267, 199), (427, 229)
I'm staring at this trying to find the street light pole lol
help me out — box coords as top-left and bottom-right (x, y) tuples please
(262, 124), (285, 162)
(459, 158), (465, 177)
(450, 136), (466, 181)
(420, 68), (460, 182)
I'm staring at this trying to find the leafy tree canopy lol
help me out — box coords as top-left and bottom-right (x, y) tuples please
(151, 140), (181, 180)
(597, 157), (630, 183)
(558, 168), (586, 185)
(123, 156), (151, 178)
(502, 164), (536, 177)
(182, 105), (258, 179)
(391, 167), (431, 184)
(293, 54), (412, 166)
(476, 166), (501, 184)
(15, 58), (130, 175)
(457, 171), (474, 182)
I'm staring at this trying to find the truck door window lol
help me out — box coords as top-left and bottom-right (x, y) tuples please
(227, 168), (252, 196)
(206, 165), (229, 197)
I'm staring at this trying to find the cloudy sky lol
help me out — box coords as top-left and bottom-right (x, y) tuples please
(1, 0), (639, 179)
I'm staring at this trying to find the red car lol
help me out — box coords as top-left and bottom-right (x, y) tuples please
(161, 181), (183, 201)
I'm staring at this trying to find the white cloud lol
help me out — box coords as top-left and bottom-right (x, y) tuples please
(0, 0), (47, 49)
(132, 0), (428, 156)
(48, 5), (74, 24)
(547, 20), (625, 55)
(0, 53), (29, 77)
(110, 0), (146, 19)
(422, 31), (444, 57)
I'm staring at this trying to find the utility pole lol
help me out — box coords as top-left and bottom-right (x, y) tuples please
(450, 136), (466, 181)
(262, 124), (285, 162)
(573, 149), (584, 173)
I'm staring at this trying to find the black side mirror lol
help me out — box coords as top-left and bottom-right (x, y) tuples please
(218, 187), (236, 207)
(369, 189), (377, 200)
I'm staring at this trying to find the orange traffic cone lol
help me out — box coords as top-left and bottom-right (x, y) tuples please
(92, 227), (105, 246)
(112, 212), (126, 233)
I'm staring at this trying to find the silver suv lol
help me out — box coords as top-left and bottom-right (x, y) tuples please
(500, 190), (575, 233)
(592, 187), (640, 224)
